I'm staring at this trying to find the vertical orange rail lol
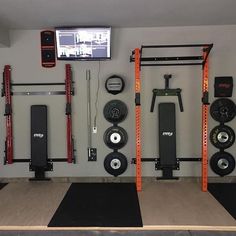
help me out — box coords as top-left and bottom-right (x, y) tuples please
(65, 64), (73, 163)
(4, 65), (13, 164)
(134, 48), (142, 191)
(201, 48), (209, 191)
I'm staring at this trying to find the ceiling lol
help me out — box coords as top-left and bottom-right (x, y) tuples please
(0, 0), (236, 29)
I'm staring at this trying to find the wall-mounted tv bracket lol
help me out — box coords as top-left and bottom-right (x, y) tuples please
(130, 43), (213, 192)
(86, 70), (97, 161)
(150, 74), (183, 113)
(2, 64), (76, 166)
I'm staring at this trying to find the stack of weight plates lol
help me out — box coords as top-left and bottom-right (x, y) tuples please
(103, 100), (128, 177)
(210, 98), (236, 176)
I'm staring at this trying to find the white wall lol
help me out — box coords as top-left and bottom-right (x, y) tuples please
(0, 25), (235, 178)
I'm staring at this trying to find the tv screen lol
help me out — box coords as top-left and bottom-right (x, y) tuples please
(55, 27), (111, 60)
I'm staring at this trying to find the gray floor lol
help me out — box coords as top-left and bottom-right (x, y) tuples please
(0, 181), (235, 228)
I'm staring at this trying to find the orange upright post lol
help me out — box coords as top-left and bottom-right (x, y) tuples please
(201, 48), (209, 192)
(134, 48), (142, 191)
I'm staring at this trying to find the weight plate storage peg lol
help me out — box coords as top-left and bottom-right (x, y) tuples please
(103, 100), (128, 124)
(104, 152), (128, 177)
(104, 126), (128, 149)
(210, 98), (236, 123)
(210, 151), (235, 176)
(210, 125), (235, 149)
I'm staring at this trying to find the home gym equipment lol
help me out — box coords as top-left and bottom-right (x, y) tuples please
(210, 98), (236, 123)
(30, 105), (52, 180)
(41, 30), (56, 68)
(210, 151), (235, 176)
(214, 76), (233, 97)
(155, 103), (178, 179)
(104, 126), (128, 150)
(210, 125), (235, 149)
(150, 74), (183, 112)
(105, 75), (125, 95)
(149, 74), (182, 179)
(2, 64), (76, 179)
(130, 43), (213, 191)
(103, 100), (128, 124)
(104, 152), (128, 177)
(86, 70), (97, 161)
(103, 99), (128, 176)
(209, 97), (235, 176)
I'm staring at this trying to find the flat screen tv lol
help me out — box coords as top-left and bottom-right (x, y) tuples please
(55, 27), (111, 60)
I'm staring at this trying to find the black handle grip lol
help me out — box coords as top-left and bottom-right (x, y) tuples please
(177, 92), (184, 112)
(150, 91), (157, 112)
(164, 74), (172, 89)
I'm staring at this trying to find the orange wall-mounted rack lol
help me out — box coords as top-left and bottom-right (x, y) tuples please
(130, 44), (213, 192)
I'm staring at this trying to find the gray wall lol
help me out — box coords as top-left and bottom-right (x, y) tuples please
(0, 25), (235, 178)
(0, 28), (10, 47)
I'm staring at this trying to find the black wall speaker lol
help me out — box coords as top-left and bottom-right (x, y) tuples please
(41, 30), (56, 68)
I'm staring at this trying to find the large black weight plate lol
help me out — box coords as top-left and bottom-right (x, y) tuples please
(104, 126), (128, 150)
(210, 125), (235, 149)
(210, 98), (236, 123)
(103, 100), (128, 124)
(210, 151), (235, 176)
(104, 152), (128, 177)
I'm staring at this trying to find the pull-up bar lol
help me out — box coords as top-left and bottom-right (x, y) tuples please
(130, 44), (213, 67)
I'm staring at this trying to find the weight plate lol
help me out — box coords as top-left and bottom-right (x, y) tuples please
(210, 98), (236, 123)
(103, 100), (128, 124)
(210, 125), (235, 149)
(104, 152), (128, 176)
(105, 75), (125, 95)
(104, 126), (128, 149)
(210, 151), (235, 176)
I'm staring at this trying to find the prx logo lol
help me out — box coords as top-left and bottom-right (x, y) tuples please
(162, 132), (173, 136)
(33, 133), (44, 138)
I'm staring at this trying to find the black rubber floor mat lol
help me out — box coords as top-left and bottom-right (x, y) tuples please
(0, 183), (7, 190)
(48, 183), (143, 227)
(208, 183), (236, 220)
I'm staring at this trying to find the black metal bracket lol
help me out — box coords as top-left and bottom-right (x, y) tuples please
(131, 157), (202, 164)
(202, 91), (210, 105)
(29, 161), (53, 172)
(150, 74), (184, 112)
(2, 82), (75, 97)
(13, 91), (66, 96)
(150, 88), (183, 112)
(155, 159), (180, 171)
(11, 157), (76, 163)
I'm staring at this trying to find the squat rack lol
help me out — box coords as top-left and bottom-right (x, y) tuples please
(2, 64), (76, 165)
(130, 44), (213, 192)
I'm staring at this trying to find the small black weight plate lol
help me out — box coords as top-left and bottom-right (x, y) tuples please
(104, 152), (128, 177)
(103, 100), (128, 124)
(210, 151), (235, 176)
(104, 126), (128, 150)
(105, 75), (125, 95)
(210, 125), (235, 149)
(210, 98), (236, 123)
